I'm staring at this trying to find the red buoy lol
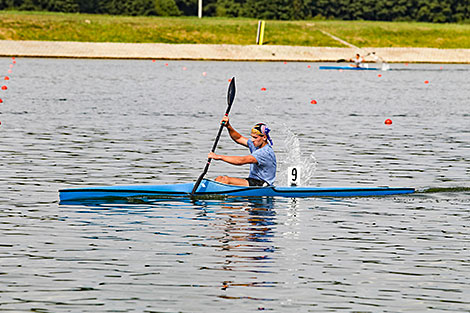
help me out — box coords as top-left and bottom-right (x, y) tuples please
(385, 119), (392, 125)
(310, 100), (317, 104)
(1, 86), (7, 90)
(378, 74), (382, 78)
(4, 76), (9, 80)
(0, 98), (3, 103)
(424, 80), (429, 84)
(261, 87), (266, 91)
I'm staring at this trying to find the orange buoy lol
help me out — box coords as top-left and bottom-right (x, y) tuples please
(384, 119), (392, 125)
(424, 80), (429, 84)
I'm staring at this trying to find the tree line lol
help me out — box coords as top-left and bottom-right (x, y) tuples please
(1, 0), (469, 23)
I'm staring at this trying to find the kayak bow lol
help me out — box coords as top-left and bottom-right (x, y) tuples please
(59, 179), (414, 202)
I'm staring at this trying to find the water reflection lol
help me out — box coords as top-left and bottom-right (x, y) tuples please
(211, 198), (277, 291)
(61, 197), (281, 295)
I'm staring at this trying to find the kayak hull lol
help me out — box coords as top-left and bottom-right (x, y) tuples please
(319, 66), (379, 71)
(59, 179), (414, 202)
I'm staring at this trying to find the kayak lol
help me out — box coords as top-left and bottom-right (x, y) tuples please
(319, 66), (379, 71)
(59, 179), (414, 202)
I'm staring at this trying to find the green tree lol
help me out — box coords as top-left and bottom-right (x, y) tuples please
(100, 0), (156, 15)
(48, 0), (79, 12)
(0, 0), (24, 9)
(243, 0), (295, 20)
(77, 0), (99, 13)
(312, 0), (340, 19)
(2, 0), (468, 22)
(17, 0), (43, 10)
(155, 0), (180, 16)
(452, 0), (470, 22)
(174, 0), (197, 15)
(215, 0), (243, 17)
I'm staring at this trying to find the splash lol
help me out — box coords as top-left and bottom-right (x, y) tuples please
(252, 105), (316, 186)
(276, 126), (317, 186)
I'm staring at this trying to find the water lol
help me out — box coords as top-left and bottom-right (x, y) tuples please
(1, 58), (469, 312)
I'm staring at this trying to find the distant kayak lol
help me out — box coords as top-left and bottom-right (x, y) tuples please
(59, 179), (415, 202)
(319, 65), (380, 71)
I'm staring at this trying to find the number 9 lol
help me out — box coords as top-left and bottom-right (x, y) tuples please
(291, 168), (298, 182)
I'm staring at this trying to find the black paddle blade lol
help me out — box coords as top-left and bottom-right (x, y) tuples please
(226, 77), (236, 113)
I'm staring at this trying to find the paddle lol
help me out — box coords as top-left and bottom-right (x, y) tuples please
(191, 77), (236, 196)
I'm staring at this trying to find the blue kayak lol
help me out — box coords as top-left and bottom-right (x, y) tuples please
(59, 179), (414, 202)
(319, 66), (380, 71)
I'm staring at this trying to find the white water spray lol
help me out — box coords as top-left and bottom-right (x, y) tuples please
(276, 126), (317, 186)
(253, 105), (316, 186)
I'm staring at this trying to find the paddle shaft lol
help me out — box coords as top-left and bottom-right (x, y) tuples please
(191, 77), (236, 195)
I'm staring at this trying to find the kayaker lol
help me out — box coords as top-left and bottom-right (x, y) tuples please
(350, 53), (364, 68)
(208, 116), (277, 186)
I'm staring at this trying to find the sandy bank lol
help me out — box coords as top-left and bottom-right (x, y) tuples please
(1, 40), (469, 63)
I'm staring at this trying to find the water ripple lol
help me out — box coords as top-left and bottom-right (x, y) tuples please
(1, 58), (469, 312)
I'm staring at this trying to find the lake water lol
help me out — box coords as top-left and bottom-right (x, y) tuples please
(1, 57), (469, 312)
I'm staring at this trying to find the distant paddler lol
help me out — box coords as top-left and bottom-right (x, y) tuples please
(208, 116), (277, 187)
(350, 53), (365, 68)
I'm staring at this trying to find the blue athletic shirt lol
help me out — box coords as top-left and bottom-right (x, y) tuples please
(247, 139), (277, 185)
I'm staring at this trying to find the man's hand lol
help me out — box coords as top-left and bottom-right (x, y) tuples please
(221, 116), (230, 127)
(208, 152), (222, 160)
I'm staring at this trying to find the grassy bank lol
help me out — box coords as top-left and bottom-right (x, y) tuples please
(1, 10), (470, 49)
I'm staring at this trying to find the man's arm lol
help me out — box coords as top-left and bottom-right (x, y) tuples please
(208, 152), (257, 165)
(222, 116), (248, 147)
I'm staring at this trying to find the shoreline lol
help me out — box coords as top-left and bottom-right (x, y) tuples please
(1, 40), (470, 63)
